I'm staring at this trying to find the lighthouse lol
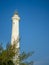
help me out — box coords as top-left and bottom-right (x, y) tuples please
(11, 12), (20, 47)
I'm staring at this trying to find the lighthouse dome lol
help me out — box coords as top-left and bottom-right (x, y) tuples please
(12, 11), (20, 20)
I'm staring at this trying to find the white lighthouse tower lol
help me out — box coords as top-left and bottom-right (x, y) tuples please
(11, 12), (20, 48)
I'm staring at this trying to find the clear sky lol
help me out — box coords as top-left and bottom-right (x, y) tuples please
(0, 0), (49, 65)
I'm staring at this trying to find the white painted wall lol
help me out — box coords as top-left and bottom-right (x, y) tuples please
(11, 13), (20, 48)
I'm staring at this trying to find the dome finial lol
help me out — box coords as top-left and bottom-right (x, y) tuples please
(14, 11), (18, 15)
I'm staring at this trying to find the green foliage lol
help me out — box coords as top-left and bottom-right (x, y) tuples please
(0, 43), (16, 65)
(0, 42), (34, 65)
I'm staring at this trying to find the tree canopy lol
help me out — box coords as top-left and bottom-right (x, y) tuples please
(0, 42), (34, 65)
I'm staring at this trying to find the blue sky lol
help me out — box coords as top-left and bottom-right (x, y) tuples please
(0, 0), (49, 65)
